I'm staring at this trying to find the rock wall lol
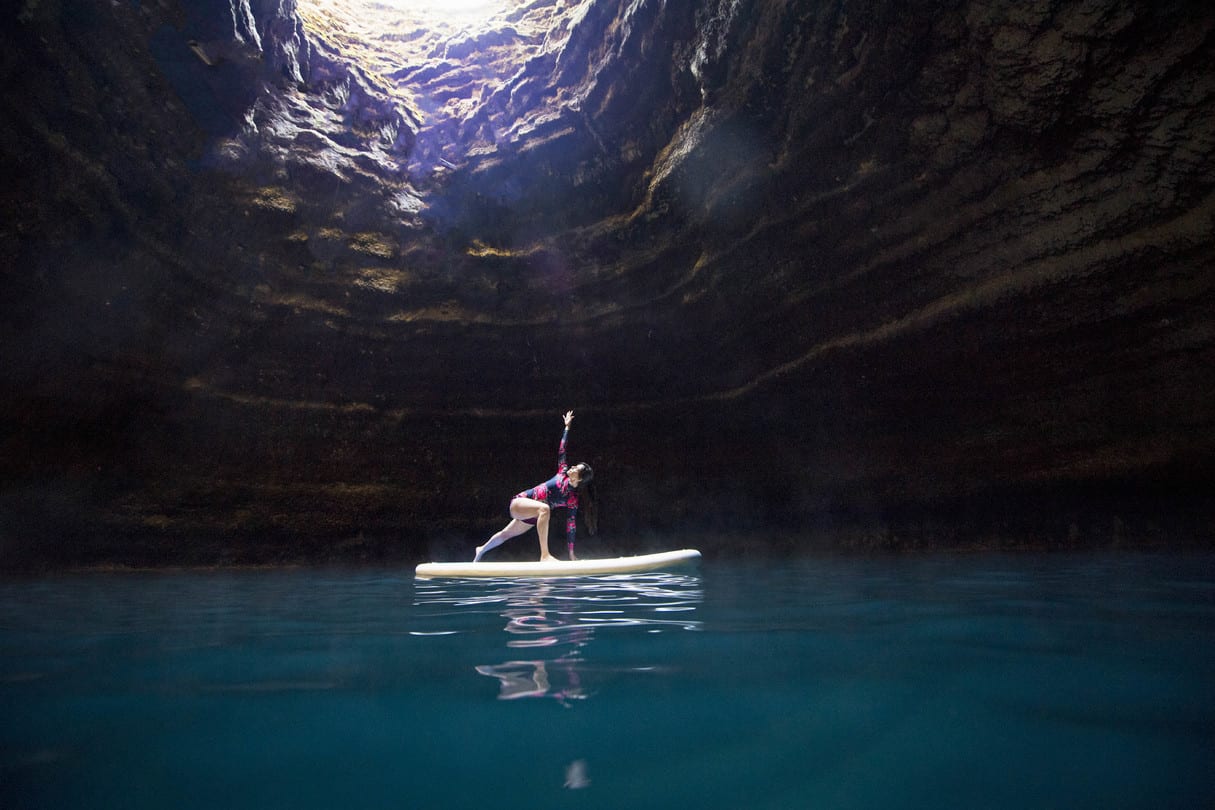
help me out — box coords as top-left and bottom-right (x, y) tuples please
(2, 0), (1213, 567)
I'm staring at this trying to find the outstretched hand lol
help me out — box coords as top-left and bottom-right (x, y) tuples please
(563, 410), (574, 427)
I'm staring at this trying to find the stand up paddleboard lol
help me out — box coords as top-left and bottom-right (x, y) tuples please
(415, 548), (701, 579)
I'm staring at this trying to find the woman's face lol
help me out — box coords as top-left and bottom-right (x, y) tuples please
(568, 465), (585, 487)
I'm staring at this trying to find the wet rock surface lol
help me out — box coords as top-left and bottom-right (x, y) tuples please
(2, 0), (1213, 567)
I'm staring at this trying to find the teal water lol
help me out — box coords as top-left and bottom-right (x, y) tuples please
(2, 553), (1213, 809)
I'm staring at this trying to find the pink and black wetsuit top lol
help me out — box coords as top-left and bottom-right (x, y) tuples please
(513, 427), (579, 553)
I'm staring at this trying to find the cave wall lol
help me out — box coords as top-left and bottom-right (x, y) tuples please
(1, 0), (1213, 567)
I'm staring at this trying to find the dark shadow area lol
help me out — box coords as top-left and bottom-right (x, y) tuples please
(2, 0), (1213, 569)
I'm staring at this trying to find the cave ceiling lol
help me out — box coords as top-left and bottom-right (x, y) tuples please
(2, 0), (1214, 559)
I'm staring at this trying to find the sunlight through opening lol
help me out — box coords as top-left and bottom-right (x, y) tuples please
(294, 0), (568, 177)
(301, 0), (513, 29)
(385, 0), (507, 24)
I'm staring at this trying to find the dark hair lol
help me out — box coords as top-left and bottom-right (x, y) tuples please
(577, 464), (597, 535)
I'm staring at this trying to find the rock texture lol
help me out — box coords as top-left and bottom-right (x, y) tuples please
(2, 0), (1213, 567)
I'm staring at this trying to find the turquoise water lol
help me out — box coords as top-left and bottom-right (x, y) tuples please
(2, 552), (1213, 809)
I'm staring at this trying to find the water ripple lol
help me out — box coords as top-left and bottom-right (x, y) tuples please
(411, 572), (703, 633)
(411, 572), (703, 702)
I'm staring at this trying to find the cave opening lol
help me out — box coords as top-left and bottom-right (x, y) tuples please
(292, 0), (574, 192)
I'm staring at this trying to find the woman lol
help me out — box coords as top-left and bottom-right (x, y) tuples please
(474, 410), (597, 562)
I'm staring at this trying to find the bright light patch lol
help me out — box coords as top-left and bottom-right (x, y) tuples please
(387, 0), (506, 22)
(302, 0), (511, 27)
(295, 0), (568, 174)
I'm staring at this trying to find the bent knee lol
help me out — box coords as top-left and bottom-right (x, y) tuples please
(536, 504), (551, 519)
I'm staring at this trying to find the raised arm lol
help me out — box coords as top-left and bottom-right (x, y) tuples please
(561, 411), (577, 558)
(558, 410), (573, 471)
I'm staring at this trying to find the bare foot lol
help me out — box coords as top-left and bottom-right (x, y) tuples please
(473, 545), (485, 562)
(540, 554), (560, 563)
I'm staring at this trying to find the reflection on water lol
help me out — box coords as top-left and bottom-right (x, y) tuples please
(412, 573), (702, 702)
(563, 758), (590, 789)
(1, 555), (1212, 809)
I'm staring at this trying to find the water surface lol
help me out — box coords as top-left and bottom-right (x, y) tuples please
(2, 552), (1212, 809)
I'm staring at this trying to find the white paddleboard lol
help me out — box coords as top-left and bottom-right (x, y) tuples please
(415, 548), (701, 579)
